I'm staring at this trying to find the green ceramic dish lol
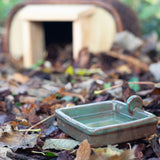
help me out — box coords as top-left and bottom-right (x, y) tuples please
(56, 96), (157, 147)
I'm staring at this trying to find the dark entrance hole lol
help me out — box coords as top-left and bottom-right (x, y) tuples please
(43, 22), (73, 62)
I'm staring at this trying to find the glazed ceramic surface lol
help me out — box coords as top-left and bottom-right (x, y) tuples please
(56, 96), (157, 147)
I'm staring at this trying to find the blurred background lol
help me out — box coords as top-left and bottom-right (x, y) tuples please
(0, 0), (25, 29)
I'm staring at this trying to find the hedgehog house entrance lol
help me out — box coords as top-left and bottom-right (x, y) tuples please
(43, 21), (73, 62)
(9, 4), (117, 67)
(44, 21), (72, 49)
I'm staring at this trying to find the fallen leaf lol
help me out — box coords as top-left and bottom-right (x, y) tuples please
(142, 32), (157, 54)
(104, 82), (111, 89)
(151, 88), (160, 95)
(40, 100), (64, 114)
(75, 139), (91, 160)
(30, 59), (44, 69)
(151, 135), (160, 157)
(42, 139), (80, 150)
(41, 94), (56, 103)
(122, 81), (135, 102)
(43, 125), (58, 137)
(117, 65), (132, 74)
(57, 151), (74, 160)
(21, 104), (39, 124)
(74, 79), (95, 92)
(91, 145), (135, 160)
(13, 73), (29, 84)
(107, 149), (135, 160)
(149, 63), (160, 81)
(76, 47), (91, 68)
(0, 147), (12, 160)
(16, 117), (30, 126)
(75, 68), (103, 76)
(58, 87), (85, 103)
(114, 31), (143, 51)
(0, 131), (38, 151)
(154, 83), (160, 88)
(32, 150), (57, 157)
(65, 65), (74, 76)
(7, 151), (34, 160)
(128, 77), (140, 92)
(158, 117), (160, 125)
(134, 145), (143, 160)
(92, 145), (123, 157)
(61, 96), (73, 102)
(27, 88), (53, 98)
(2, 124), (13, 136)
(0, 87), (11, 101)
(0, 112), (8, 125)
(19, 95), (37, 103)
(90, 153), (107, 160)
(108, 87), (123, 99)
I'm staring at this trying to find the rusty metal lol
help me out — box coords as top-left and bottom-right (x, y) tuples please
(56, 95), (157, 147)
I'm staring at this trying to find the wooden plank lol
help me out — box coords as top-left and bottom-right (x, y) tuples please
(86, 7), (116, 53)
(73, 19), (83, 60)
(9, 11), (23, 59)
(22, 21), (44, 67)
(77, 6), (96, 19)
(20, 4), (94, 21)
(73, 7), (116, 57)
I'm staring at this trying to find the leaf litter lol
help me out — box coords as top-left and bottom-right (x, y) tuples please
(0, 32), (160, 159)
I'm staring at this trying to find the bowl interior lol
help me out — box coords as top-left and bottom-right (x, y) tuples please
(61, 101), (151, 128)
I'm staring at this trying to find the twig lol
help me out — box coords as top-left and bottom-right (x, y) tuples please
(52, 143), (72, 151)
(58, 88), (85, 103)
(7, 151), (37, 160)
(94, 81), (155, 94)
(40, 99), (64, 106)
(0, 156), (6, 160)
(105, 51), (149, 71)
(25, 113), (55, 135)
(19, 128), (41, 132)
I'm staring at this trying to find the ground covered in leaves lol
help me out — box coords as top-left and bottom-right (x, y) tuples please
(1, 32), (160, 159)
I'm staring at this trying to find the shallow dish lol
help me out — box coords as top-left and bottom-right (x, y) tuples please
(56, 96), (157, 147)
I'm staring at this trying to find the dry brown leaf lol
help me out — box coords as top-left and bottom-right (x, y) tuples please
(75, 139), (91, 160)
(41, 94), (57, 103)
(158, 117), (160, 125)
(107, 150), (135, 160)
(151, 88), (160, 95)
(122, 81), (135, 102)
(13, 73), (29, 84)
(40, 101), (64, 114)
(0, 131), (38, 151)
(6, 121), (20, 128)
(90, 153), (108, 160)
(76, 47), (91, 68)
(0, 146), (13, 160)
(58, 87), (85, 103)
(90, 148), (135, 160)
(0, 101), (5, 111)
(151, 136), (160, 157)
(50, 104), (64, 114)
(19, 95), (37, 104)
(16, 117), (30, 126)
(21, 104), (39, 124)
(134, 146), (143, 160)
(105, 51), (149, 71)
(117, 65), (132, 74)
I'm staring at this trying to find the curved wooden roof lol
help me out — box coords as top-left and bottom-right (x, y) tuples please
(3, 0), (123, 53)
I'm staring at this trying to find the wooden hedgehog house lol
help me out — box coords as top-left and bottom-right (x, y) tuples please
(3, 0), (140, 68)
